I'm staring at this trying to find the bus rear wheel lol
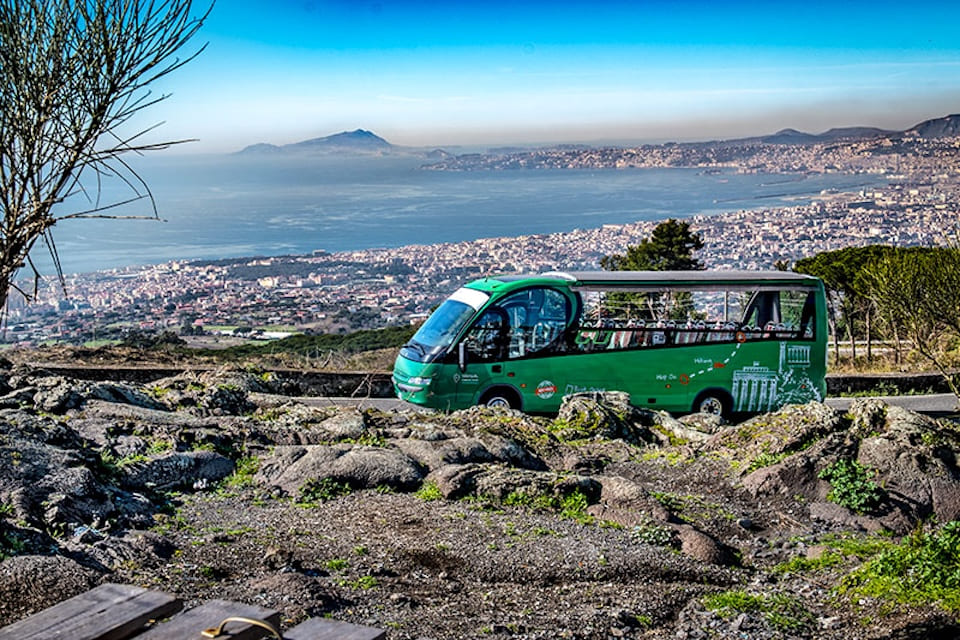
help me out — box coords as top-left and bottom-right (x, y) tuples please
(480, 388), (520, 411)
(693, 390), (733, 419)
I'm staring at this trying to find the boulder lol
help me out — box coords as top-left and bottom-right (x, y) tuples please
(676, 524), (739, 566)
(854, 404), (960, 526)
(0, 555), (101, 621)
(427, 463), (486, 500)
(0, 414), (115, 530)
(704, 402), (845, 473)
(395, 433), (544, 472)
(256, 444), (424, 495)
(554, 392), (655, 445)
(426, 463), (600, 505)
(313, 410), (368, 441)
(121, 450), (235, 491)
(677, 412), (727, 435)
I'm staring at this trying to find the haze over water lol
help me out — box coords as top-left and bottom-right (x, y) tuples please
(39, 155), (887, 275)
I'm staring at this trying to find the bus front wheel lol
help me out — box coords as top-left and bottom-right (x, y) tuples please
(693, 390), (733, 418)
(480, 387), (520, 411)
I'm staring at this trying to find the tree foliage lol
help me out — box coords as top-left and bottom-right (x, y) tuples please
(0, 0), (211, 310)
(795, 245), (895, 361)
(600, 219), (705, 320)
(600, 219), (705, 272)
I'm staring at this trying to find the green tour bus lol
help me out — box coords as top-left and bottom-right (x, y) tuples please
(392, 270), (828, 416)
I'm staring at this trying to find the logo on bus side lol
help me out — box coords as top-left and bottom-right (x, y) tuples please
(535, 380), (557, 399)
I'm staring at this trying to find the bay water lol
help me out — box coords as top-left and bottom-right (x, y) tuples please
(36, 153), (886, 275)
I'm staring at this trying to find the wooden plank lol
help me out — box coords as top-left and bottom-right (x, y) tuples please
(135, 600), (280, 640)
(284, 618), (386, 640)
(0, 583), (181, 640)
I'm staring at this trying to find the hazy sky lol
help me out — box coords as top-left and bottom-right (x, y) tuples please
(150, 0), (960, 152)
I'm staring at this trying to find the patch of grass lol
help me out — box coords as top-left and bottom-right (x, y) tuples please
(415, 481), (444, 502)
(772, 552), (844, 575)
(297, 478), (352, 505)
(837, 521), (960, 612)
(252, 407), (288, 423)
(221, 456), (260, 490)
(650, 491), (736, 524)
(149, 386), (171, 399)
(837, 382), (933, 398)
(746, 450), (790, 473)
(324, 558), (349, 571)
(344, 575), (378, 590)
(651, 423), (688, 446)
(702, 590), (815, 634)
(639, 448), (689, 466)
(346, 432), (388, 447)
(821, 531), (895, 559)
(633, 614), (653, 628)
(818, 458), (885, 514)
(146, 439), (173, 455)
(0, 529), (26, 561)
(503, 491), (535, 507)
(96, 450), (121, 479)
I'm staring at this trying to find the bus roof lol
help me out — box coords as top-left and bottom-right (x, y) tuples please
(471, 270), (822, 293)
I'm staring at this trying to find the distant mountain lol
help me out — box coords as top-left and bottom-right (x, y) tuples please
(730, 115), (959, 146)
(238, 114), (960, 158)
(238, 129), (393, 155)
(904, 114), (960, 138)
(760, 128), (818, 144)
(818, 126), (894, 141)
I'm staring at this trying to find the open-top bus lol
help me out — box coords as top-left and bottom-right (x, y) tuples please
(392, 270), (828, 416)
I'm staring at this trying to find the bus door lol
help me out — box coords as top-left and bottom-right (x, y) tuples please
(457, 286), (574, 410)
(455, 307), (509, 405)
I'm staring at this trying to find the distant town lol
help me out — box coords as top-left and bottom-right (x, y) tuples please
(4, 128), (960, 346)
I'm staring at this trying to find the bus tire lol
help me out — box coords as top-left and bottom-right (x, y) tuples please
(693, 389), (733, 418)
(480, 387), (521, 411)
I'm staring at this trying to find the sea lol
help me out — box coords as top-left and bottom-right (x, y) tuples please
(35, 153), (888, 275)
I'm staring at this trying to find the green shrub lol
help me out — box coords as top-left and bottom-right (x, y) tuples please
(558, 490), (594, 525)
(818, 458), (885, 514)
(838, 521), (960, 611)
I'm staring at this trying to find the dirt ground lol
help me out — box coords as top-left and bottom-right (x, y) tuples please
(2, 369), (960, 639)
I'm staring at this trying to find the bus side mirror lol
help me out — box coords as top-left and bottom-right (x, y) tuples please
(458, 342), (467, 372)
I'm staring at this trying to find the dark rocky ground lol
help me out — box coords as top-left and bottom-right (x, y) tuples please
(1, 363), (960, 639)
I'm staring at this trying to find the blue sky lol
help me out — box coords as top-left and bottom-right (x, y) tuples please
(150, 0), (960, 152)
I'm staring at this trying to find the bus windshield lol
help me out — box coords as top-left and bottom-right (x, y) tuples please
(401, 288), (489, 363)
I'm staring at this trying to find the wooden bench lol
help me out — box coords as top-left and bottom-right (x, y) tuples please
(0, 583), (386, 640)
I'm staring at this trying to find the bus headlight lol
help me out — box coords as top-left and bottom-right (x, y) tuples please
(407, 376), (432, 387)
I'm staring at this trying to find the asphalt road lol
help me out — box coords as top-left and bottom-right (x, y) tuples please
(824, 393), (958, 416)
(302, 393), (959, 416)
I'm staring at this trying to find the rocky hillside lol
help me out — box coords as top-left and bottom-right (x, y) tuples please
(1, 364), (959, 639)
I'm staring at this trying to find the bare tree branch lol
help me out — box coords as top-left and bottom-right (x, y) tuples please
(0, 0), (212, 310)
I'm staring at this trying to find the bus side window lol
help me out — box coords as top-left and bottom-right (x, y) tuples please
(783, 290), (817, 339)
(462, 309), (508, 361)
(497, 287), (571, 359)
(740, 291), (780, 339)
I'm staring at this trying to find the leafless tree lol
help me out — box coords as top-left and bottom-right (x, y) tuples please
(860, 246), (960, 402)
(0, 0), (212, 311)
